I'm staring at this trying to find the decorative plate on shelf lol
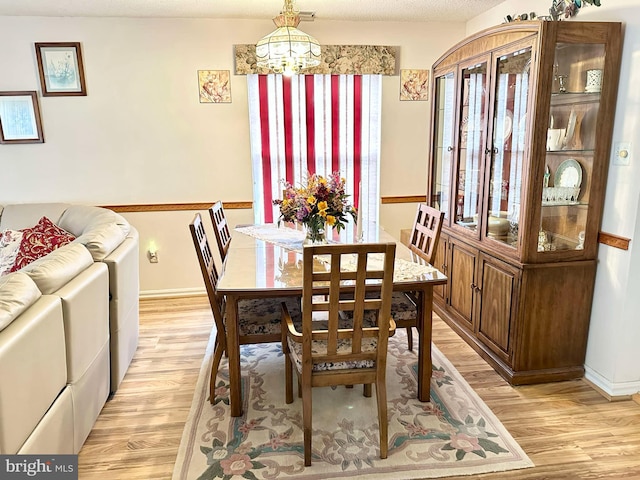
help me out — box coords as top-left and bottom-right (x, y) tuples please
(503, 109), (513, 142)
(562, 108), (578, 149)
(554, 158), (582, 188)
(495, 109), (513, 144)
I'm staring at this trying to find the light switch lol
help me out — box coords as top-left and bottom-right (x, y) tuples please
(613, 142), (631, 166)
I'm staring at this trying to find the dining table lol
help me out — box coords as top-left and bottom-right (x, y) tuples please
(217, 222), (448, 417)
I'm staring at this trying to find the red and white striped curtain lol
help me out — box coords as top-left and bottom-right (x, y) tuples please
(248, 74), (381, 225)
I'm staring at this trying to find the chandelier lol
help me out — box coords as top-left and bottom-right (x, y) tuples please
(255, 0), (321, 75)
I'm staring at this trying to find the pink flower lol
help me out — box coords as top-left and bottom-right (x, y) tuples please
(406, 422), (432, 437)
(269, 436), (286, 449)
(220, 453), (253, 476)
(422, 403), (444, 418)
(214, 385), (228, 396)
(238, 419), (259, 434)
(450, 433), (481, 452)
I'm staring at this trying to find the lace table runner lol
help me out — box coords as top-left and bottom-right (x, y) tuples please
(235, 224), (437, 281)
(235, 224), (306, 251)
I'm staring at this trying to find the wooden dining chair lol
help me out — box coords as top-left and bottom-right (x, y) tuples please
(189, 213), (300, 404)
(393, 203), (444, 350)
(209, 201), (232, 262)
(408, 203), (444, 263)
(281, 242), (397, 466)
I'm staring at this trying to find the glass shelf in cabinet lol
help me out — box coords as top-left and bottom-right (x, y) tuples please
(541, 201), (588, 208)
(546, 149), (595, 154)
(550, 92), (600, 105)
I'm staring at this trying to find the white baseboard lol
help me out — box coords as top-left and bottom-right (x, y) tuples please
(584, 366), (640, 399)
(140, 287), (206, 299)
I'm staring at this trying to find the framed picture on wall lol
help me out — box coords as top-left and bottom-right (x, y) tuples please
(35, 42), (87, 96)
(400, 69), (429, 101)
(198, 70), (231, 103)
(0, 91), (44, 144)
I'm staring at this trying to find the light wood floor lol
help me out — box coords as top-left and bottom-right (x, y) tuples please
(78, 296), (640, 479)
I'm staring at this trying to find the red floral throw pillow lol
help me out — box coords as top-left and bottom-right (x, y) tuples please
(9, 217), (76, 272)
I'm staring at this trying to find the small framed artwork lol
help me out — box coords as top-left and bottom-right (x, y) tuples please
(198, 70), (231, 103)
(0, 91), (44, 144)
(400, 69), (430, 101)
(35, 42), (87, 96)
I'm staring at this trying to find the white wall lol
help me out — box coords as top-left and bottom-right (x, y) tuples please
(0, 16), (466, 295)
(467, 0), (640, 396)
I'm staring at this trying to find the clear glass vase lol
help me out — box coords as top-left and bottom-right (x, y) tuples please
(303, 220), (327, 245)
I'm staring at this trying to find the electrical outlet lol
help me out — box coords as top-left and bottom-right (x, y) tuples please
(613, 142), (631, 166)
(148, 250), (158, 263)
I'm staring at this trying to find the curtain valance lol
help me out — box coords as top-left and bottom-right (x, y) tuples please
(234, 44), (398, 75)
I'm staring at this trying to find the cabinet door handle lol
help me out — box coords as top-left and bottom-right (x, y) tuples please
(441, 264), (447, 273)
(484, 147), (491, 155)
(447, 146), (454, 152)
(470, 283), (476, 290)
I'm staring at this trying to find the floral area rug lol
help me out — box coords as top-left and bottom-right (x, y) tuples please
(172, 329), (533, 480)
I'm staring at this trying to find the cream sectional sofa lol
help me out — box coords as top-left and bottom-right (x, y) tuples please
(0, 203), (139, 454)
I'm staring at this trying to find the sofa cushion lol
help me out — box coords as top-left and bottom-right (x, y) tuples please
(0, 294), (67, 454)
(75, 223), (129, 262)
(0, 203), (70, 231)
(0, 272), (42, 333)
(20, 243), (94, 295)
(9, 217), (76, 272)
(0, 229), (24, 276)
(59, 206), (130, 261)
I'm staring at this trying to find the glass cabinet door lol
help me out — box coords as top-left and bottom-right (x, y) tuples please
(454, 61), (488, 234)
(485, 47), (532, 248)
(430, 72), (456, 221)
(538, 42), (605, 253)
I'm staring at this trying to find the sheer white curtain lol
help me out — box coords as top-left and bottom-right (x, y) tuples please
(247, 74), (381, 226)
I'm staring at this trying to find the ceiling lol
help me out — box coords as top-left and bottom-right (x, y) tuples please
(0, 0), (507, 23)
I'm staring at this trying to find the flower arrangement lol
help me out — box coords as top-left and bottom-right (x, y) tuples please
(273, 172), (357, 243)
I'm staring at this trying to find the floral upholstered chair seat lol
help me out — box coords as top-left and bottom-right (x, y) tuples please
(341, 291), (416, 321)
(285, 312), (386, 371)
(235, 297), (301, 336)
(389, 292), (417, 321)
(286, 334), (377, 371)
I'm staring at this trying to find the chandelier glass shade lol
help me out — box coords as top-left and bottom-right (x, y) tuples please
(256, 0), (321, 75)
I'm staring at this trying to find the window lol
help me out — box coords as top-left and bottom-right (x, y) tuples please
(247, 74), (382, 226)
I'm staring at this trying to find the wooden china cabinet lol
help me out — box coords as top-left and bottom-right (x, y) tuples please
(427, 21), (622, 385)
